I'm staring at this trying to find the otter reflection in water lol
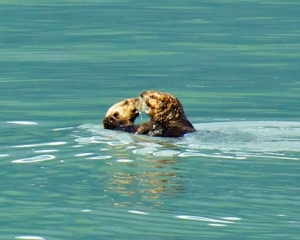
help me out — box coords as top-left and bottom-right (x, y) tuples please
(103, 158), (184, 207)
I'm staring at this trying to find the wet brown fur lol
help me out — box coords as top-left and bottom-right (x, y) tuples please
(103, 98), (144, 133)
(137, 90), (195, 137)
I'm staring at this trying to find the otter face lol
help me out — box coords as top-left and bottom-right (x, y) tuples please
(139, 90), (184, 123)
(103, 98), (140, 129)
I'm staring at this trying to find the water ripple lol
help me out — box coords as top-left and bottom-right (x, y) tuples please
(11, 142), (67, 148)
(128, 210), (149, 215)
(15, 237), (45, 240)
(86, 156), (112, 160)
(176, 215), (241, 226)
(7, 121), (38, 125)
(153, 150), (180, 157)
(73, 121), (300, 161)
(132, 147), (157, 155)
(117, 159), (134, 163)
(12, 155), (55, 163)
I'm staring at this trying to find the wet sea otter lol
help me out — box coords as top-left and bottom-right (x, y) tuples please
(137, 90), (195, 137)
(103, 91), (195, 138)
(103, 98), (153, 134)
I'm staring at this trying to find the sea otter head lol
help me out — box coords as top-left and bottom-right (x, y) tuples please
(103, 98), (140, 129)
(139, 90), (186, 123)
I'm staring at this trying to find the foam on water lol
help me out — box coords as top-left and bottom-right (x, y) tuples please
(7, 122), (298, 165)
(76, 121), (300, 161)
(179, 121), (300, 160)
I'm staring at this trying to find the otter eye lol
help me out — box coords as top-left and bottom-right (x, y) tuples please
(113, 112), (119, 117)
(131, 109), (137, 113)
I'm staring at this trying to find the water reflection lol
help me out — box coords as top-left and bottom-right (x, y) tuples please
(106, 158), (183, 207)
(2, 119), (300, 238)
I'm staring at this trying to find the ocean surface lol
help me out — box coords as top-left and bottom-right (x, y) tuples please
(1, 1), (300, 239)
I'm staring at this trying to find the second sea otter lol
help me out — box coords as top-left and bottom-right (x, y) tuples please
(137, 90), (195, 137)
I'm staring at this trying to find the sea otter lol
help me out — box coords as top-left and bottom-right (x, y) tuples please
(103, 98), (153, 134)
(137, 90), (195, 137)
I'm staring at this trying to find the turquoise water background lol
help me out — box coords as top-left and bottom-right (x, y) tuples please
(1, 1), (300, 239)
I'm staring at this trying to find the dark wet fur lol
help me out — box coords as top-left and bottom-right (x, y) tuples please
(137, 90), (195, 138)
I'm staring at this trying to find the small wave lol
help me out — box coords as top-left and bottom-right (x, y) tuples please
(34, 149), (59, 153)
(81, 209), (92, 212)
(133, 147), (158, 155)
(75, 153), (94, 157)
(86, 156), (112, 160)
(15, 236), (45, 240)
(178, 151), (246, 160)
(53, 127), (74, 131)
(7, 121), (38, 125)
(117, 159), (134, 163)
(176, 215), (240, 226)
(153, 150), (180, 157)
(128, 210), (149, 215)
(11, 142), (67, 148)
(12, 155), (55, 163)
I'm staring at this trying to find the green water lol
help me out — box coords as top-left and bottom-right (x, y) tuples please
(1, 1), (300, 239)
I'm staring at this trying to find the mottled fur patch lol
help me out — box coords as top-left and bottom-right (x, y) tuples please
(103, 98), (140, 132)
(138, 90), (195, 137)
